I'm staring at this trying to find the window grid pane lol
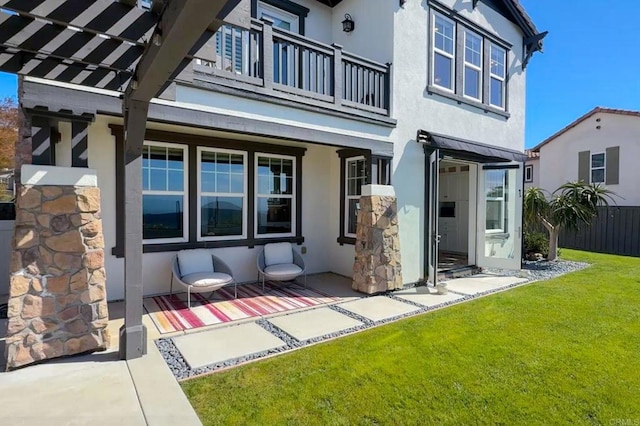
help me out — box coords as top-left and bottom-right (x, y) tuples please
(256, 155), (295, 236)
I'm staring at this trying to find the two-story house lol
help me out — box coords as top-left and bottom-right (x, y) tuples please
(14, 0), (544, 301)
(527, 107), (634, 204)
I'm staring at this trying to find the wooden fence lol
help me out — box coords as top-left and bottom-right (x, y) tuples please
(558, 206), (640, 257)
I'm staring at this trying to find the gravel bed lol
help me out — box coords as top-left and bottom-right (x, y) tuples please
(157, 260), (590, 380)
(485, 260), (589, 282)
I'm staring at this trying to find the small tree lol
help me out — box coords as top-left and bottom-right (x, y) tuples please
(524, 182), (615, 261)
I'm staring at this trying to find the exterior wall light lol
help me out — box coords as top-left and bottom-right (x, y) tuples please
(342, 14), (355, 33)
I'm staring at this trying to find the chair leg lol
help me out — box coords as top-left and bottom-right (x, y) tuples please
(169, 273), (174, 300)
(187, 286), (191, 309)
(234, 281), (237, 299)
(304, 272), (307, 289)
(262, 274), (265, 294)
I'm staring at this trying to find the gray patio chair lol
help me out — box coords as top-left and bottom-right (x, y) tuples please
(256, 242), (306, 293)
(170, 249), (237, 309)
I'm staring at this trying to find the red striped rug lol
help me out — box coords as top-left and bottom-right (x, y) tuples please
(144, 282), (341, 334)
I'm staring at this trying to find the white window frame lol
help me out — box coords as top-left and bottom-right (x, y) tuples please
(463, 29), (483, 101)
(590, 152), (606, 184)
(344, 156), (366, 238)
(257, 1), (300, 33)
(254, 152), (296, 238)
(142, 141), (189, 244)
(197, 147), (248, 242)
(489, 43), (506, 109)
(524, 164), (533, 183)
(432, 11), (456, 92)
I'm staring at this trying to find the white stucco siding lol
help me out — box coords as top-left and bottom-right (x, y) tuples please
(61, 115), (345, 301)
(538, 112), (640, 206)
(385, 0), (527, 284)
(294, 0), (332, 43)
(330, 0), (394, 65)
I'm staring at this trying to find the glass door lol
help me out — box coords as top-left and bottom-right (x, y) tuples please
(427, 150), (440, 285)
(476, 164), (523, 270)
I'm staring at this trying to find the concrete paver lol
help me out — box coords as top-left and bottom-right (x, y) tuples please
(339, 296), (420, 322)
(173, 322), (286, 369)
(268, 307), (363, 341)
(443, 274), (528, 295)
(394, 286), (465, 307)
(127, 344), (202, 426)
(0, 350), (146, 426)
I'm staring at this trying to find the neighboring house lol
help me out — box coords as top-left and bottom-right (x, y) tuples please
(530, 107), (638, 204)
(14, 0), (544, 301)
(523, 150), (539, 189)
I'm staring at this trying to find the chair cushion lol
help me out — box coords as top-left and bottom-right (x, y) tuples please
(264, 242), (293, 267)
(181, 272), (232, 289)
(178, 249), (214, 276)
(264, 263), (302, 281)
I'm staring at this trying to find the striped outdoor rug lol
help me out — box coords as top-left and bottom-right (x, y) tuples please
(144, 282), (340, 334)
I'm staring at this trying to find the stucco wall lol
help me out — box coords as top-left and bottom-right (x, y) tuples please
(54, 115), (344, 301)
(388, 0), (527, 283)
(538, 112), (640, 206)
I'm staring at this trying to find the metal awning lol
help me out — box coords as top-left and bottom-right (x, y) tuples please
(417, 130), (527, 163)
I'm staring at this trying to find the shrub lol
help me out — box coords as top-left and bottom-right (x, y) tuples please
(524, 231), (549, 257)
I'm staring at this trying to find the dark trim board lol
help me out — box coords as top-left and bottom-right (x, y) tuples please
(110, 124), (306, 257)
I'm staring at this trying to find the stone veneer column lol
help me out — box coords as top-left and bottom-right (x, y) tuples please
(352, 185), (403, 294)
(5, 165), (109, 370)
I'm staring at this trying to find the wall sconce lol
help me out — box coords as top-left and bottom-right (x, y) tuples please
(342, 14), (355, 33)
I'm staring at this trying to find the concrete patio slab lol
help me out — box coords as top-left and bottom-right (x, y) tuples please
(339, 296), (420, 322)
(443, 274), (528, 295)
(394, 286), (465, 307)
(306, 273), (363, 301)
(173, 322), (286, 369)
(0, 350), (146, 426)
(127, 344), (201, 426)
(268, 307), (363, 341)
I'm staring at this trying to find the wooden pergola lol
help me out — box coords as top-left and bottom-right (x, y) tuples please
(0, 0), (249, 359)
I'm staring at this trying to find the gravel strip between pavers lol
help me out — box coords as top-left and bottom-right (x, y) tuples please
(157, 260), (590, 380)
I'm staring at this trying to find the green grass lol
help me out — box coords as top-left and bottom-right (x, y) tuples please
(181, 250), (640, 425)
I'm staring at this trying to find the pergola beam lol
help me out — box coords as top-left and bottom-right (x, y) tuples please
(119, 0), (243, 360)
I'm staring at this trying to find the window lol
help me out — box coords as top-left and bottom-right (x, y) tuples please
(256, 154), (296, 237)
(489, 44), (506, 108)
(591, 152), (605, 183)
(432, 12), (455, 91)
(345, 157), (367, 237)
(257, 2), (300, 32)
(198, 148), (247, 241)
(138, 0), (151, 10)
(485, 170), (508, 232)
(464, 30), (483, 100)
(524, 165), (533, 183)
(142, 142), (188, 242)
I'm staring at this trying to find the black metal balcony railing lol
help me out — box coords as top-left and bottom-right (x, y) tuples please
(192, 19), (392, 117)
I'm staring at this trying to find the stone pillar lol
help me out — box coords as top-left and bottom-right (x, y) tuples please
(5, 165), (109, 370)
(353, 185), (403, 294)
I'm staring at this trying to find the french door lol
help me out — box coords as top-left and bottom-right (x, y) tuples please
(427, 150), (440, 285)
(476, 163), (523, 270)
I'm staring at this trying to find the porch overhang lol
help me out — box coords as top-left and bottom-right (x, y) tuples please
(417, 130), (527, 163)
(22, 78), (395, 157)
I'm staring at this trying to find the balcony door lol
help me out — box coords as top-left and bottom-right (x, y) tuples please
(258, 2), (300, 86)
(257, 2), (300, 33)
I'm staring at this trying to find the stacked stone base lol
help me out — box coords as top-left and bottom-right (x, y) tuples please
(6, 184), (110, 370)
(353, 192), (403, 294)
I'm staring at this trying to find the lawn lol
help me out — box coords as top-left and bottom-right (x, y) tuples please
(181, 250), (640, 425)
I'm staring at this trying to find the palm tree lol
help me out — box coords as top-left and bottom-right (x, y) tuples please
(524, 182), (616, 261)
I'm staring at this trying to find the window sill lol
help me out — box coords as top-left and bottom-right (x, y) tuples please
(426, 85), (511, 119)
(111, 236), (305, 258)
(337, 236), (356, 246)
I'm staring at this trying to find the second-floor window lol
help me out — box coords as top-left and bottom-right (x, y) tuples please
(433, 14), (456, 91)
(430, 8), (510, 113)
(591, 153), (606, 184)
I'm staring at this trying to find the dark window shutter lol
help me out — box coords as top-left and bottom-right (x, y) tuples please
(578, 150), (590, 183)
(605, 146), (620, 185)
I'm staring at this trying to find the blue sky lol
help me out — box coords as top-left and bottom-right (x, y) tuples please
(0, 0), (637, 148)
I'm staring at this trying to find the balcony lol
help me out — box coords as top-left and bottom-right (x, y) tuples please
(188, 18), (393, 124)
